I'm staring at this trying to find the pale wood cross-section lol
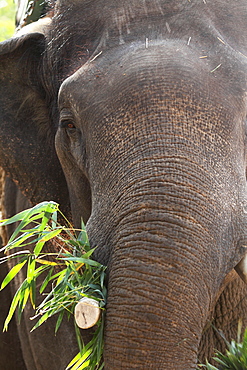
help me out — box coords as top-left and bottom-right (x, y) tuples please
(75, 297), (101, 329)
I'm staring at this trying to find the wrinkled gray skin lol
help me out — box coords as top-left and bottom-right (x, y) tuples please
(1, 0), (247, 368)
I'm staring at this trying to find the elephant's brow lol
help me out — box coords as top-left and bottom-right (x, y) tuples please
(58, 85), (72, 108)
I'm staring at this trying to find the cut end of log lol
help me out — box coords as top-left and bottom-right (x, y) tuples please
(74, 297), (101, 329)
(235, 252), (247, 284)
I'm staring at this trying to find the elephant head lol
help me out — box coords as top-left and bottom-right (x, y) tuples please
(1, 0), (247, 368)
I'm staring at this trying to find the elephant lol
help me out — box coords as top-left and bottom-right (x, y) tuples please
(1, 0), (247, 368)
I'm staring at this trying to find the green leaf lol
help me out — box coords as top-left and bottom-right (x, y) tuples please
(30, 279), (36, 308)
(77, 220), (90, 248)
(75, 359), (90, 370)
(0, 208), (33, 226)
(0, 250), (31, 262)
(39, 212), (52, 233)
(81, 248), (96, 259)
(55, 310), (64, 333)
(35, 258), (59, 266)
(18, 285), (30, 321)
(3, 280), (29, 331)
(205, 361), (219, 370)
(202, 326), (247, 369)
(242, 327), (247, 354)
(5, 230), (37, 250)
(69, 349), (92, 370)
(74, 322), (83, 353)
(60, 256), (101, 268)
(31, 309), (55, 331)
(4, 201), (58, 244)
(34, 228), (62, 256)
(66, 352), (82, 370)
(27, 258), (36, 284)
(51, 210), (58, 229)
(0, 259), (27, 290)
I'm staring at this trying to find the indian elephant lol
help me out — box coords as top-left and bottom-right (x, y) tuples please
(1, 0), (247, 368)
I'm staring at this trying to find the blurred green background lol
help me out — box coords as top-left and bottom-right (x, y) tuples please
(0, 0), (16, 41)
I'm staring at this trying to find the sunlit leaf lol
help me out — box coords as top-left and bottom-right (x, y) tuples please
(69, 349), (92, 370)
(5, 230), (37, 250)
(31, 311), (51, 331)
(3, 280), (29, 331)
(18, 285), (30, 320)
(6, 202), (58, 244)
(0, 259), (27, 290)
(0, 250), (31, 262)
(66, 352), (82, 370)
(30, 279), (36, 308)
(35, 258), (59, 266)
(34, 228), (62, 256)
(0, 208), (32, 226)
(27, 257), (36, 284)
(60, 256), (101, 267)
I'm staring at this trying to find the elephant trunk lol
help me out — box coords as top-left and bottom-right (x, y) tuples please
(102, 207), (215, 368)
(89, 158), (238, 368)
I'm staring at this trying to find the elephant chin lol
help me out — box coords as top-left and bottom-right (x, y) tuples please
(235, 251), (247, 284)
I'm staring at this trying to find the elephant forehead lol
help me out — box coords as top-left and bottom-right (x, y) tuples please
(52, 0), (247, 55)
(58, 40), (246, 116)
(60, 41), (206, 94)
(57, 0), (187, 18)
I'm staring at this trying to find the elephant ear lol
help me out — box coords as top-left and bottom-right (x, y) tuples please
(0, 33), (70, 213)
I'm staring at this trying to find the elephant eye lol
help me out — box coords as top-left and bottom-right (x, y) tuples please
(60, 120), (76, 129)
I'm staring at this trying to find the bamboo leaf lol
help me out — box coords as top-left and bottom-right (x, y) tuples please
(66, 352), (82, 370)
(69, 350), (92, 370)
(27, 258), (36, 284)
(0, 259), (27, 290)
(34, 229), (62, 256)
(5, 201), (58, 244)
(81, 248), (96, 259)
(51, 210), (58, 229)
(55, 310), (65, 333)
(0, 250), (31, 263)
(74, 322), (83, 353)
(35, 259), (59, 266)
(39, 213), (52, 233)
(3, 280), (29, 331)
(18, 285), (30, 321)
(243, 326), (247, 354)
(30, 279), (36, 308)
(0, 208), (32, 226)
(5, 231), (37, 250)
(31, 309), (55, 331)
(60, 256), (101, 267)
(205, 361), (219, 370)
(77, 220), (90, 248)
(74, 359), (90, 370)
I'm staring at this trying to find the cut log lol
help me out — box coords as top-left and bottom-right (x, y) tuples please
(74, 297), (101, 329)
(235, 252), (247, 284)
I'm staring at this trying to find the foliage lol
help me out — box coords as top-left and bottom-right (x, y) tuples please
(0, 201), (107, 370)
(198, 323), (247, 370)
(0, 0), (16, 41)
